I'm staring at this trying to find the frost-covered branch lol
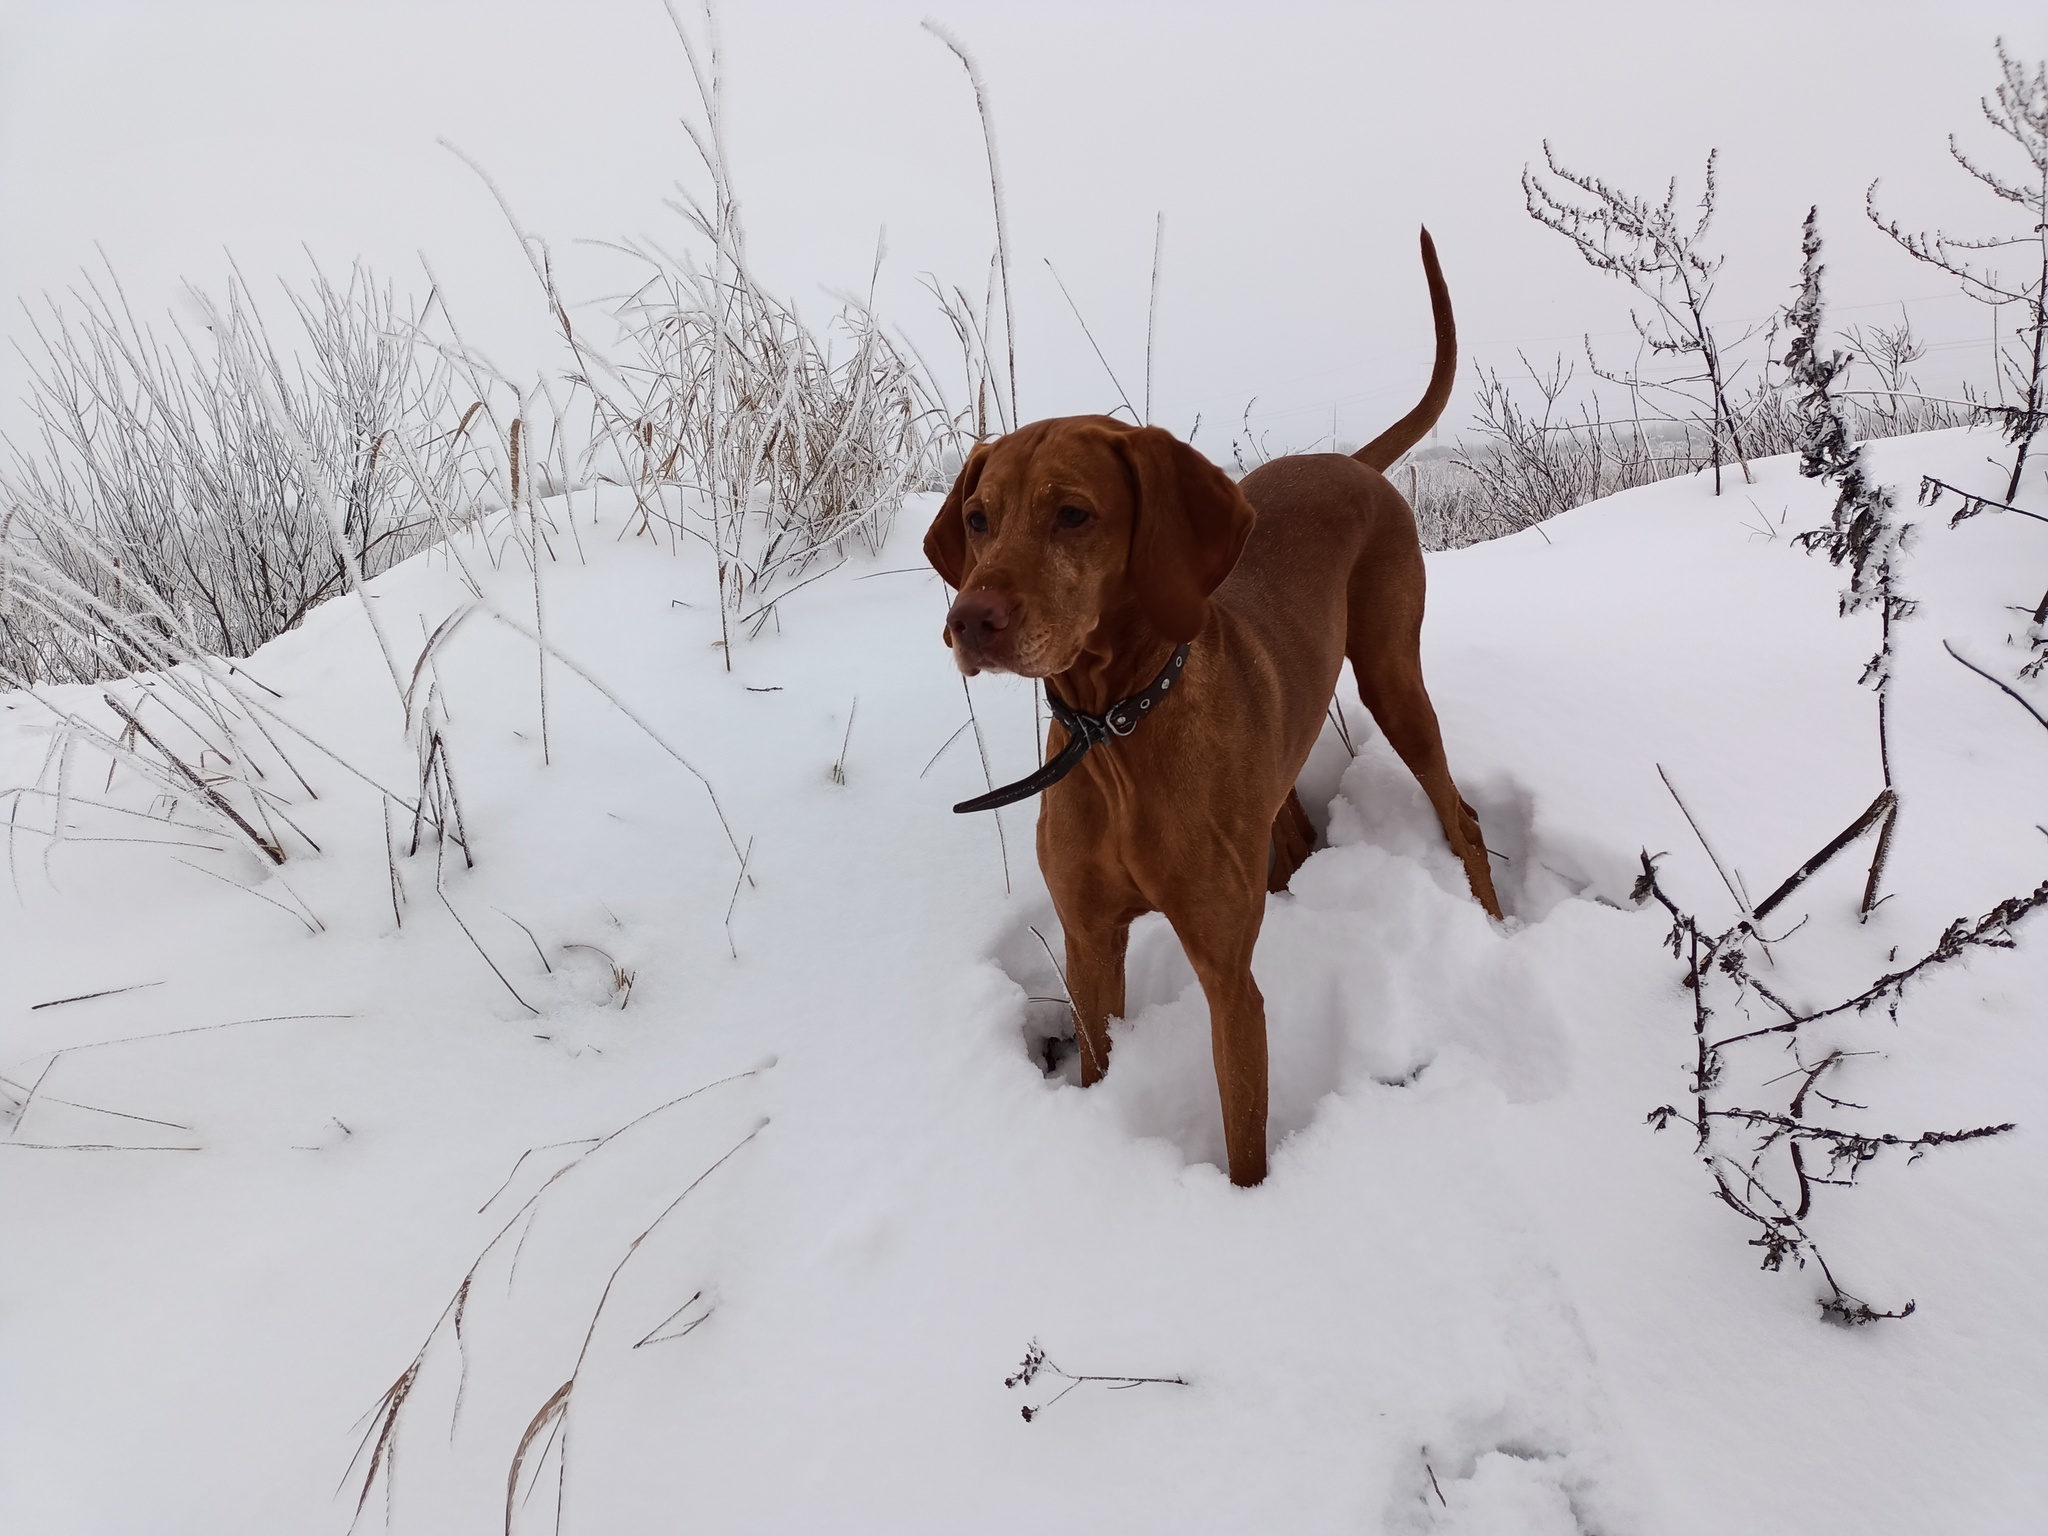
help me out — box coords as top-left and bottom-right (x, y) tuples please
(1523, 142), (1759, 492)
(1633, 850), (2037, 1323)
(1869, 42), (2048, 502)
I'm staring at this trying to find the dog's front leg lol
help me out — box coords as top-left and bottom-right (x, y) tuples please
(1061, 916), (1129, 1086)
(1161, 892), (1270, 1187)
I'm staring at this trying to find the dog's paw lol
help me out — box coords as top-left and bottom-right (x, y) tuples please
(985, 901), (1084, 1082)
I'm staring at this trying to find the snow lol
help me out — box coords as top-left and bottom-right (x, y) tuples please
(2, 429), (2044, 1534)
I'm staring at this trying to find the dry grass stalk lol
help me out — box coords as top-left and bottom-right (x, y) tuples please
(1146, 212), (1164, 425)
(344, 1069), (768, 1533)
(923, 19), (1019, 431)
(560, 943), (635, 1008)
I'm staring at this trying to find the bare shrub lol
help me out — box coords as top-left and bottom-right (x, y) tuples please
(1401, 458), (1494, 552)
(1635, 849), (2036, 1325)
(597, 235), (938, 624)
(1833, 317), (1986, 439)
(542, 6), (945, 641)
(1524, 143), (1768, 493)
(1869, 41), (2048, 502)
(1443, 355), (1703, 536)
(1417, 323), (1990, 552)
(1, 262), (453, 683)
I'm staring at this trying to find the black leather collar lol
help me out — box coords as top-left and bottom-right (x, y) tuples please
(953, 644), (1191, 814)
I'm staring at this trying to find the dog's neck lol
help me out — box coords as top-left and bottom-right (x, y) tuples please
(1048, 605), (1184, 718)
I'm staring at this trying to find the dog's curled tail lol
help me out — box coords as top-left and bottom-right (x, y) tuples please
(1352, 227), (1455, 473)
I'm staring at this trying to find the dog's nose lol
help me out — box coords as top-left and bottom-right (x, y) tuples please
(947, 589), (1012, 648)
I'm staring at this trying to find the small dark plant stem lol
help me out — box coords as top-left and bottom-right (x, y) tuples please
(831, 697), (858, 785)
(1944, 640), (2048, 732)
(1752, 787), (1894, 921)
(30, 980), (165, 1011)
(1657, 763), (1749, 916)
(1860, 797), (1899, 919)
(495, 908), (552, 972)
(724, 835), (755, 959)
(439, 886), (538, 1015)
(1043, 258), (1136, 422)
(1920, 474), (2048, 526)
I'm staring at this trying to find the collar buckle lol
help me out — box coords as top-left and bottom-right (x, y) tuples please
(953, 641), (1192, 814)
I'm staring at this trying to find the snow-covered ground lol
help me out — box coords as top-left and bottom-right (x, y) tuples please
(2, 428), (2043, 1534)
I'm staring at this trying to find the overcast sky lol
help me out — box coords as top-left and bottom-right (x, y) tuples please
(2, 0), (2043, 456)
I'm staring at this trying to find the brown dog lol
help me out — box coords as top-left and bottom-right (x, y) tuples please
(925, 230), (1501, 1186)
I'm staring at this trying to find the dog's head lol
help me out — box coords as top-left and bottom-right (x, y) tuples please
(923, 416), (1255, 677)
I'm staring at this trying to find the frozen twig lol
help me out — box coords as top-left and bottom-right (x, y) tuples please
(1003, 1340), (1189, 1422)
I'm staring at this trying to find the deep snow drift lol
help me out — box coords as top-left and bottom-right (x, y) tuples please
(2, 428), (2043, 1534)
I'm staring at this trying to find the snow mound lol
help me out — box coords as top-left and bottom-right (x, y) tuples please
(3, 429), (2043, 1534)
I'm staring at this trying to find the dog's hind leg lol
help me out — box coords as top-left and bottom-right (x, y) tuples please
(1267, 787), (1315, 893)
(1351, 651), (1503, 920)
(1343, 506), (1503, 920)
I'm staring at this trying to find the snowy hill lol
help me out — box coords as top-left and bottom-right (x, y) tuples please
(2, 428), (2043, 1534)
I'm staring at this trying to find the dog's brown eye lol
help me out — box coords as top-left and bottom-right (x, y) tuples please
(966, 510), (989, 533)
(1056, 505), (1089, 528)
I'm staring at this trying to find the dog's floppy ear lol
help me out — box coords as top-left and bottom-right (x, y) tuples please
(925, 441), (991, 591)
(1117, 426), (1256, 642)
